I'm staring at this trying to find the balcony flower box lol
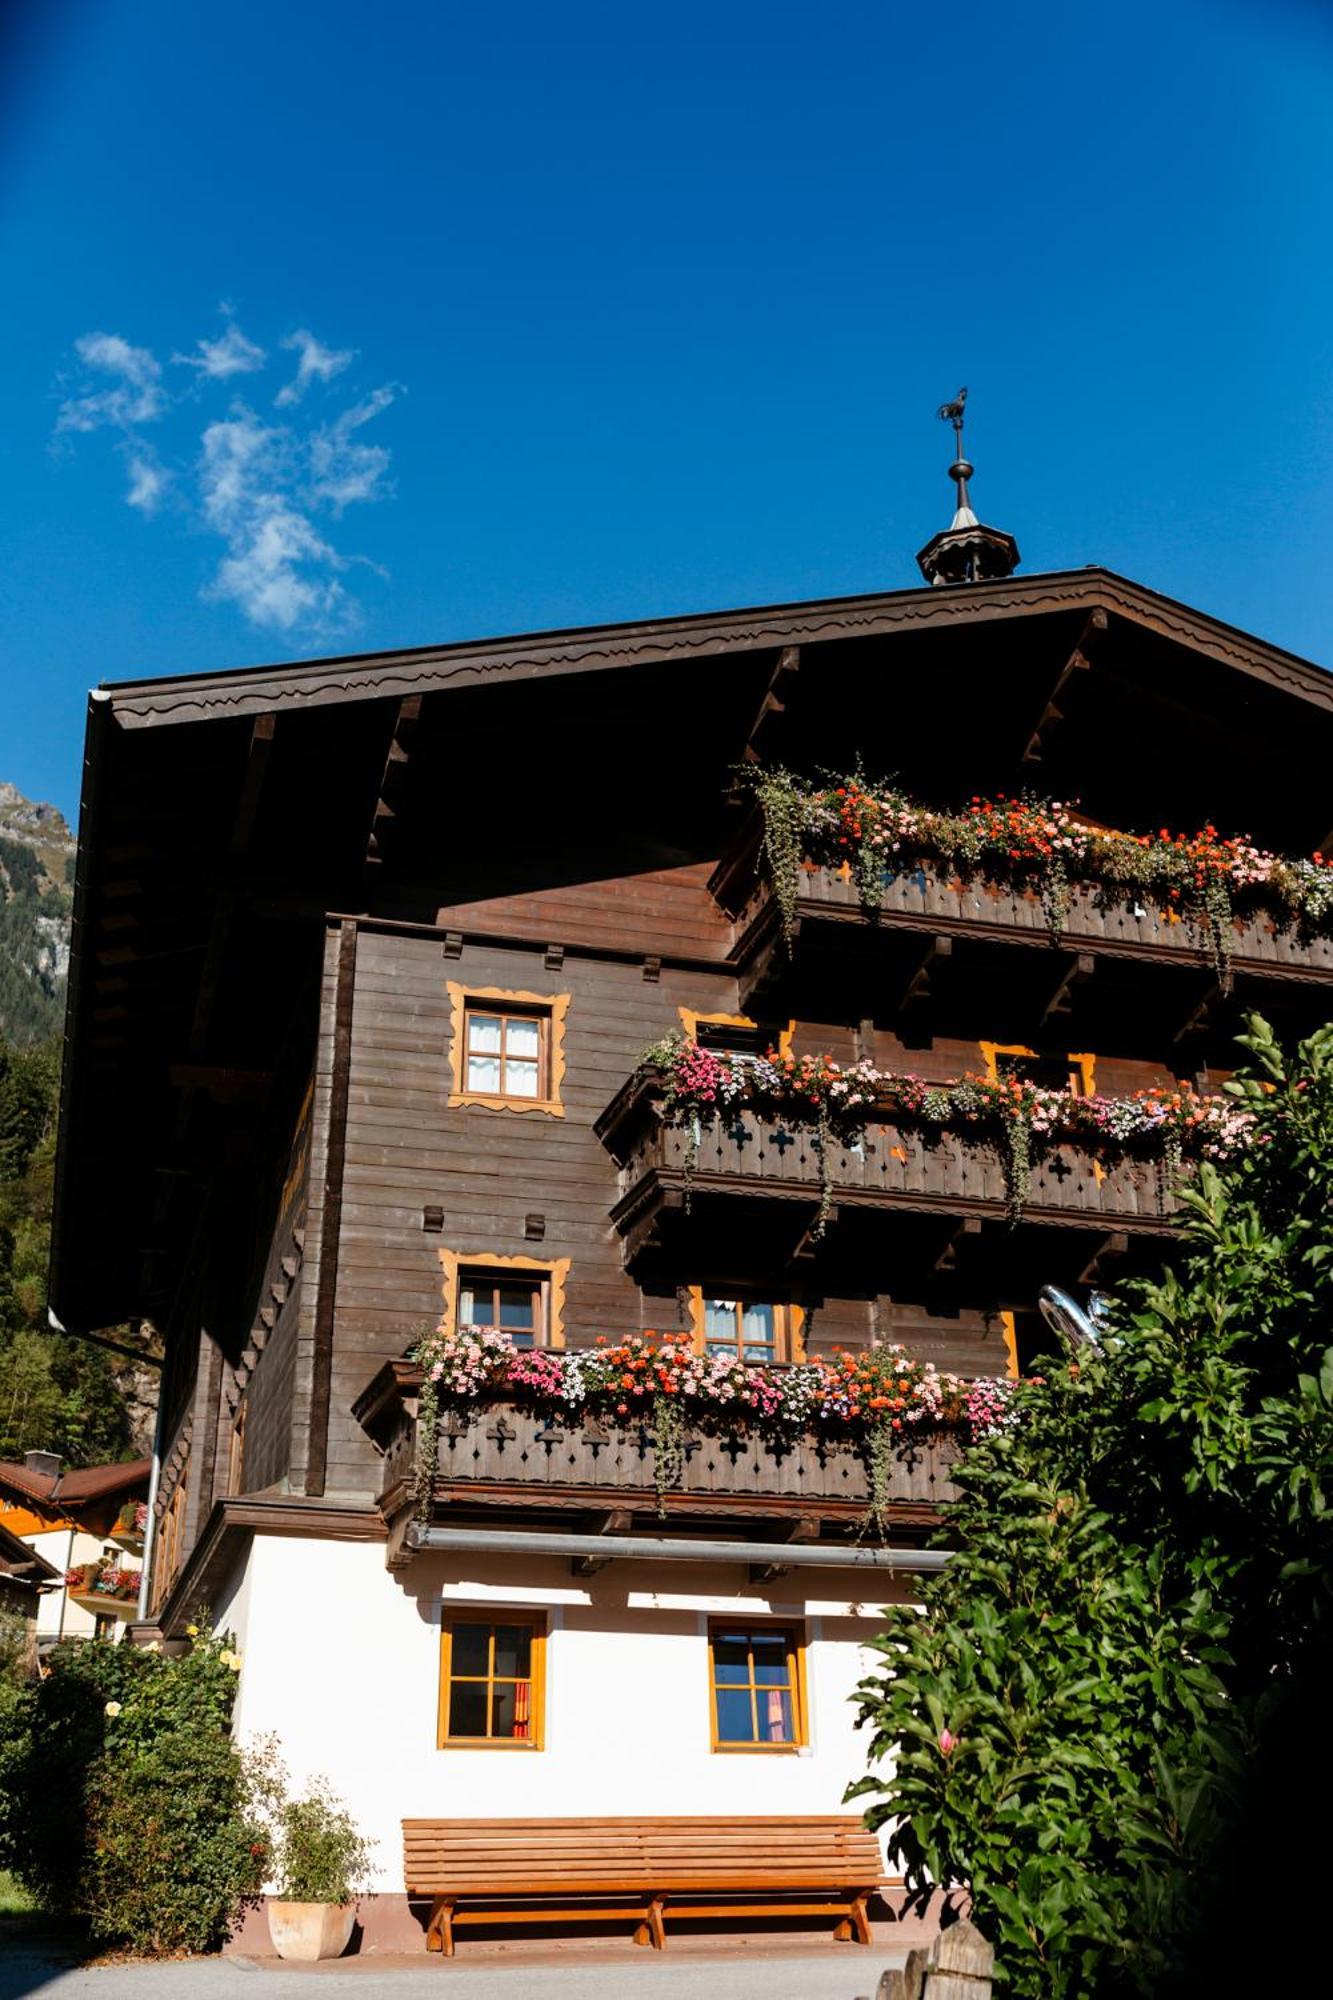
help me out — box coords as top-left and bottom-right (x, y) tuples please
(65, 1562), (142, 1619)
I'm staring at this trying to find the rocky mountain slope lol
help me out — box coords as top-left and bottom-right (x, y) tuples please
(0, 782), (74, 1045)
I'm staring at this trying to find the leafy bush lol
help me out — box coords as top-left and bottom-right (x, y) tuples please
(0, 1628), (267, 1953)
(274, 1779), (373, 1904)
(850, 1016), (1333, 1998)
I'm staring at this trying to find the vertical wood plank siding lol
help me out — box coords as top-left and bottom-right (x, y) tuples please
(305, 921), (358, 1497)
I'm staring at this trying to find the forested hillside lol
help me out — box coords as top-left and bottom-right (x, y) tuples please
(0, 782), (73, 1047)
(0, 1034), (155, 1463)
(0, 783), (156, 1464)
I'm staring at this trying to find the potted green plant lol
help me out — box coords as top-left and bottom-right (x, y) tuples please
(266, 1778), (374, 1962)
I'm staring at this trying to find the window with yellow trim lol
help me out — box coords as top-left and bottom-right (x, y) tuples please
(981, 1042), (1096, 1098)
(458, 1267), (545, 1349)
(708, 1620), (806, 1750)
(677, 1009), (795, 1058)
(687, 1289), (803, 1363)
(446, 984), (568, 1115)
(438, 1611), (546, 1749)
(438, 1249), (569, 1350)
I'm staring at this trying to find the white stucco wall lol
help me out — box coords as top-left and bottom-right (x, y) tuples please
(224, 1534), (907, 1891)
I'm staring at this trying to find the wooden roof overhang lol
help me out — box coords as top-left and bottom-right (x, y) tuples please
(51, 567), (1333, 1337)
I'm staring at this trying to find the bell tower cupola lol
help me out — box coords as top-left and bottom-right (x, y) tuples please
(916, 387), (1020, 585)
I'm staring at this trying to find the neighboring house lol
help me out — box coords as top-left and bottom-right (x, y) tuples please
(47, 470), (1333, 1946)
(0, 1521), (60, 1662)
(0, 1453), (150, 1643)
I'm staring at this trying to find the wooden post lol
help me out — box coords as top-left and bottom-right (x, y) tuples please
(868, 1920), (994, 2000)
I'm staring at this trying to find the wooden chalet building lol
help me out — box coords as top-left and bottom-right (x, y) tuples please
(49, 503), (1333, 1945)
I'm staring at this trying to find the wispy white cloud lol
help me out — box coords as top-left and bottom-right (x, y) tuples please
(308, 384), (402, 512)
(276, 329), (355, 407)
(125, 450), (169, 514)
(172, 318), (266, 381)
(56, 333), (165, 433)
(56, 320), (401, 635)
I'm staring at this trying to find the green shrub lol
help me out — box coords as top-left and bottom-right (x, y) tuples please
(274, 1779), (373, 1904)
(1, 1627), (267, 1952)
(850, 1017), (1333, 1998)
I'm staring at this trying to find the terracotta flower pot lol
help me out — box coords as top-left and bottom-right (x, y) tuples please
(267, 1900), (356, 1961)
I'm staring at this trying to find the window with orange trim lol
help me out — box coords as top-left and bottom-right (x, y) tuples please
(687, 1290), (803, 1363)
(708, 1620), (807, 1750)
(438, 1611), (546, 1749)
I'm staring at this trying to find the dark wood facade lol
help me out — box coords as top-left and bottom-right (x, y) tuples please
(49, 567), (1333, 1623)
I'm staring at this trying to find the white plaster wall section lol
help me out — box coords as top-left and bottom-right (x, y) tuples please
(224, 1535), (901, 1890)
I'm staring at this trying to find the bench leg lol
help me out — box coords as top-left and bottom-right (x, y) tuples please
(426, 1898), (456, 1957)
(833, 1891), (872, 1946)
(633, 1896), (667, 1949)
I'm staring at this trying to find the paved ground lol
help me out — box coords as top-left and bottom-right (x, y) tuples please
(0, 1939), (908, 2000)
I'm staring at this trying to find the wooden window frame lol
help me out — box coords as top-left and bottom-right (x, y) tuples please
(447, 984), (568, 1116)
(151, 1471), (188, 1615)
(437, 1608), (547, 1751)
(686, 1288), (804, 1364)
(677, 1009), (795, 1057)
(979, 1042), (1096, 1098)
(438, 1250), (570, 1350)
(227, 1400), (247, 1496)
(706, 1618), (808, 1754)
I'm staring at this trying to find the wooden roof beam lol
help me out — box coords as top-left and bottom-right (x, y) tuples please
(1079, 1231), (1129, 1285)
(1020, 608), (1106, 767)
(893, 935), (951, 1018)
(571, 1508), (633, 1576)
(739, 646), (800, 768)
(365, 695), (423, 873)
(1041, 951), (1095, 1026)
(934, 1215), (983, 1274)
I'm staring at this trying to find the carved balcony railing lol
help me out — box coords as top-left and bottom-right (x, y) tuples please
(712, 843), (1333, 995)
(355, 1363), (958, 1545)
(597, 1074), (1185, 1256)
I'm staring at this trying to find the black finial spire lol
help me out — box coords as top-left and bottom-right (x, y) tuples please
(916, 388), (1020, 586)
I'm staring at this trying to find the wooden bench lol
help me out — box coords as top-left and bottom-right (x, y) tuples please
(403, 1814), (890, 1955)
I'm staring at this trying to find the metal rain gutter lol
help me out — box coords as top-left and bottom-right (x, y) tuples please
(406, 1524), (949, 1573)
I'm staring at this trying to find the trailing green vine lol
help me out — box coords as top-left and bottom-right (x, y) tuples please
(409, 1329), (442, 1520)
(650, 1390), (686, 1516)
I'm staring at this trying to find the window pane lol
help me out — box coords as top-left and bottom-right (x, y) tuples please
(450, 1624), (490, 1678)
(742, 1302), (776, 1359)
(458, 1287), (493, 1329)
(497, 1287), (537, 1332)
(705, 1300), (738, 1353)
(505, 1059), (540, 1098)
(760, 1688), (795, 1743)
(492, 1680), (534, 1739)
(466, 1053), (502, 1093)
(468, 1015), (503, 1054)
(712, 1631), (751, 1684)
(506, 1018), (540, 1060)
(715, 1687), (756, 1743)
(447, 1680), (489, 1737)
(493, 1625), (532, 1679)
(751, 1633), (790, 1686)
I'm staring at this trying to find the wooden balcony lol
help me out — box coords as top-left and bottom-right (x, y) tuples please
(356, 1363), (957, 1546)
(597, 1074), (1183, 1263)
(715, 848), (1333, 1002)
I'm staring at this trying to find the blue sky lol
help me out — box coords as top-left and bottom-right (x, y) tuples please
(2, 0), (1331, 818)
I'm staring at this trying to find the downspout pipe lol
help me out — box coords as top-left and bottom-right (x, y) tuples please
(137, 1387), (165, 1623)
(406, 1524), (950, 1573)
